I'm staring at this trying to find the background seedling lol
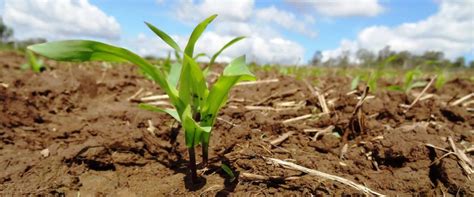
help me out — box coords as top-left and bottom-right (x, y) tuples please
(28, 14), (255, 184)
(387, 66), (426, 93)
(221, 164), (235, 181)
(21, 50), (46, 72)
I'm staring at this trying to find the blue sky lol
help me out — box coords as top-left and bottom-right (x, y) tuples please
(1, 0), (473, 64)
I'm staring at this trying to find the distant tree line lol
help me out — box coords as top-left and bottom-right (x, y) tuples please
(0, 16), (46, 51)
(310, 46), (473, 68)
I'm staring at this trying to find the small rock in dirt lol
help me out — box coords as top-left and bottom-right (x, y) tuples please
(40, 148), (50, 157)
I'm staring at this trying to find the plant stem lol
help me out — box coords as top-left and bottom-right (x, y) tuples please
(188, 147), (197, 183)
(201, 141), (209, 166)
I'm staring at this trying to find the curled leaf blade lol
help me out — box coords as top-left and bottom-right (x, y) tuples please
(145, 22), (181, 52)
(184, 14), (217, 57)
(138, 103), (181, 122)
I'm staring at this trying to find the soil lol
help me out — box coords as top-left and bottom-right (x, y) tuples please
(1, 51), (473, 196)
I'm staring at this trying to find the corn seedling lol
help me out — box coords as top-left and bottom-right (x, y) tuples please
(387, 67), (426, 93)
(221, 163), (235, 181)
(350, 75), (360, 90)
(365, 54), (399, 91)
(28, 14), (255, 183)
(434, 66), (447, 90)
(21, 50), (46, 72)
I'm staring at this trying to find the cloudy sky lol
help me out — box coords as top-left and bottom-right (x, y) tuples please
(0, 0), (473, 64)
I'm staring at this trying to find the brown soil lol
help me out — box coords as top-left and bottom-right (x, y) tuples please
(1, 51), (473, 196)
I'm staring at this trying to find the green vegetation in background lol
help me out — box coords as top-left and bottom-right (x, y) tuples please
(386, 66), (427, 92)
(21, 50), (46, 72)
(28, 14), (255, 184)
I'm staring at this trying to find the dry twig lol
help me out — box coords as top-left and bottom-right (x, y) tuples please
(282, 114), (312, 124)
(304, 80), (330, 114)
(270, 131), (295, 146)
(138, 94), (169, 102)
(244, 105), (299, 112)
(403, 76), (436, 113)
(450, 93), (474, 106)
(236, 78), (279, 86)
(265, 157), (385, 196)
(240, 172), (300, 182)
(147, 120), (156, 135)
(217, 117), (239, 127)
(304, 125), (335, 141)
(345, 86), (369, 142)
(425, 138), (473, 179)
(253, 88), (299, 106)
(127, 88), (144, 101)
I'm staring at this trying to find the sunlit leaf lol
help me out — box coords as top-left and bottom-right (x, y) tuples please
(209, 36), (245, 67)
(145, 22), (181, 52)
(184, 14), (217, 58)
(28, 40), (182, 109)
(138, 103), (181, 122)
(201, 55), (255, 130)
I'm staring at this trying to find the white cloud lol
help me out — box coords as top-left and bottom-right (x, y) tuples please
(321, 39), (358, 62)
(176, 0), (254, 22)
(150, 0), (307, 64)
(129, 30), (305, 65)
(3, 0), (120, 40)
(323, 0), (474, 61)
(286, 0), (384, 17)
(255, 6), (317, 38)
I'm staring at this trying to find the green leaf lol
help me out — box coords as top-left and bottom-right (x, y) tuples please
(386, 85), (403, 92)
(179, 54), (209, 113)
(145, 22), (181, 52)
(184, 14), (217, 58)
(222, 55), (255, 78)
(435, 73), (446, 90)
(209, 36), (245, 67)
(163, 52), (172, 73)
(174, 51), (182, 64)
(367, 73), (378, 92)
(167, 62), (182, 88)
(28, 40), (182, 110)
(28, 40), (127, 62)
(138, 103), (181, 122)
(221, 164), (235, 180)
(193, 53), (208, 60)
(201, 55), (255, 129)
(350, 75), (360, 90)
(407, 81), (427, 91)
(26, 50), (44, 72)
(182, 105), (211, 148)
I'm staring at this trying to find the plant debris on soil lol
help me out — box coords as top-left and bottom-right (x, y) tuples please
(1, 52), (473, 196)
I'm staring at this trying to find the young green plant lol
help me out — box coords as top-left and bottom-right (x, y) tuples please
(21, 49), (46, 72)
(387, 67), (426, 93)
(27, 14), (255, 183)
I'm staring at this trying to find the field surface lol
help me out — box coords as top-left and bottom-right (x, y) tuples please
(1, 52), (473, 196)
